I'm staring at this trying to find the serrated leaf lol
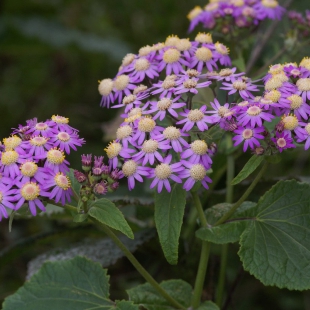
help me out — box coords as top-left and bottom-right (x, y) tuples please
(239, 180), (310, 290)
(197, 301), (220, 310)
(231, 155), (264, 185)
(127, 279), (192, 309)
(114, 300), (139, 309)
(154, 184), (187, 265)
(3, 256), (113, 310)
(89, 198), (134, 239)
(198, 202), (256, 244)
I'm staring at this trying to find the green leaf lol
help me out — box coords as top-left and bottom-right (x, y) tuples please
(232, 54), (246, 72)
(89, 198), (134, 239)
(114, 300), (139, 310)
(197, 301), (220, 310)
(67, 168), (81, 197)
(154, 184), (187, 265)
(127, 279), (192, 309)
(239, 180), (310, 290)
(198, 202), (256, 244)
(3, 256), (113, 310)
(73, 213), (88, 223)
(231, 155), (264, 185)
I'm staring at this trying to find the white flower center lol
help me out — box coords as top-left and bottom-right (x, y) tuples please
(262, 0), (279, 8)
(21, 182), (40, 200)
(282, 115), (298, 130)
(157, 98), (172, 111)
(296, 78), (310, 92)
(138, 118), (156, 132)
(114, 75), (130, 91)
(122, 53), (135, 66)
(98, 79), (113, 96)
(163, 126), (181, 140)
(190, 164), (206, 181)
(105, 142), (122, 159)
(264, 90), (281, 102)
(188, 109), (204, 122)
(247, 106), (261, 116)
(20, 161), (38, 177)
(305, 124), (310, 135)
(122, 160), (137, 177)
(134, 58), (150, 71)
(123, 94), (136, 105)
(195, 32), (213, 44)
(242, 129), (253, 140)
(277, 138), (286, 148)
(191, 140), (208, 155)
(195, 47), (213, 62)
(287, 94), (303, 110)
(176, 39), (192, 51)
(265, 77), (283, 90)
(233, 80), (247, 90)
(155, 163), (172, 179)
(163, 48), (180, 64)
(116, 125), (133, 140)
(1, 150), (18, 165)
(47, 148), (65, 164)
(142, 139), (159, 153)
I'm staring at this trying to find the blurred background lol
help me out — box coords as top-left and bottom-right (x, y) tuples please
(1, 0), (310, 309)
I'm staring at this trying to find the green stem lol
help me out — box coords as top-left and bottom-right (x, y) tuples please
(216, 136), (235, 307)
(52, 201), (78, 213)
(191, 191), (210, 309)
(215, 161), (269, 226)
(96, 222), (186, 310)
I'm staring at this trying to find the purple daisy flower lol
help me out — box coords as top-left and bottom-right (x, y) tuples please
(144, 97), (186, 121)
(133, 139), (171, 165)
(253, 0), (286, 20)
(149, 155), (183, 193)
(190, 45), (218, 72)
(49, 130), (84, 155)
(187, 6), (204, 32)
(115, 124), (135, 148)
(286, 94), (310, 120)
(47, 115), (77, 133)
(113, 74), (137, 104)
(104, 141), (135, 169)
(155, 126), (189, 153)
(207, 98), (233, 123)
(151, 75), (177, 98)
(26, 120), (57, 137)
(132, 117), (163, 145)
(174, 77), (212, 95)
(295, 122), (310, 150)
(121, 159), (150, 191)
(296, 78), (310, 101)
(0, 150), (23, 178)
(112, 92), (149, 112)
(44, 147), (70, 173)
(43, 172), (73, 205)
(98, 79), (114, 108)
(271, 131), (295, 153)
(237, 104), (274, 127)
(0, 183), (16, 220)
(23, 136), (52, 159)
(13, 181), (49, 216)
(179, 161), (212, 191)
(126, 57), (159, 83)
(232, 126), (265, 152)
(177, 106), (212, 132)
(213, 42), (231, 66)
(181, 140), (212, 169)
(221, 77), (260, 100)
(17, 160), (49, 184)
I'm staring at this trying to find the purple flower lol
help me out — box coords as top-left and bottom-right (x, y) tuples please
(49, 130), (85, 154)
(190, 45), (218, 72)
(149, 155), (183, 193)
(104, 141), (135, 169)
(221, 77), (260, 99)
(112, 92), (149, 112)
(237, 104), (274, 127)
(296, 78), (310, 101)
(271, 132), (295, 153)
(151, 75), (177, 99)
(295, 122), (310, 150)
(0, 150), (23, 178)
(17, 160), (49, 184)
(24, 136), (53, 159)
(44, 148), (70, 173)
(121, 159), (150, 191)
(113, 74), (137, 104)
(174, 77), (211, 95)
(232, 126), (265, 152)
(98, 79), (114, 108)
(253, 0), (286, 20)
(132, 117), (163, 145)
(179, 161), (212, 191)
(115, 125), (135, 148)
(177, 106), (212, 132)
(26, 121), (57, 137)
(0, 183), (16, 221)
(286, 94), (310, 120)
(126, 57), (159, 83)
(43, 172), (72, 205)
(207, 98), (233, 123)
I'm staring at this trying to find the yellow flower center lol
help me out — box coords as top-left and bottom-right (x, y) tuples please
(190, 164), (206, 181)
(123, 94), (136, 105)
(187, 6), (202, 20)
(1, 150), (19, 165)
(139, 45), (153, 57)
(176, 39), (192, 51)
(242, 129), (253, 140)
(188, 109), (204, 122)
(233, 80), (247, 90)
(219, 68), (232, 77)
(186, 69), (200, 77)
(134, 58), (150, 71)
(98, 79), (113, 96)
(231, 0), (244, 6)
(105, 142), (122, 159)
(133, 84), (148, 95)
(46, 148), (65, 164)
(155, 163), (172, 179)
(305, 124), (310, 135)
(296, 78), (310, 92)
(191, 140), (208, 155)
(128, 107), (142, 117)
(163, 48), (181, 64)
(205, 3), (219, 11)
(21, 182), (40, 200)
(35, 122), (48, 131)
(218, 106), (230, 117)
(142, 139), (159, 153)
(138, 118), (156, 132)
(262, 0), (279, 8)
(114, 75), (130, 91)
(54, 173), (71, 190)
(165, 35), (180, 47)
(300, 57), (310, 71)
(287, 94), (303, 110)
(30, 136), (49, 146)
(195, 32), (213, 44)
(52, 115), (69, 124)
(122, 160), (137, 177)
(157, 98), (172, 111)
(268, 64), (283, 75)
(247, 106), (261, 116)
(264, 90), (281, 102)
(20, 161), (38, 177)
(57, 132), (70, 142)
(116, 125), (133, 140)
(162, 79), (176, 89)
(3, 136), (22, 150)
(215, 42), (229, 55)
(282, 115), (299, 130)
(195, 47), (213, 62)
(163, 126), (181, 140)
(122, 53), (136, 66)
(183, 79), (198, 89)
(265, 77), (283, 90)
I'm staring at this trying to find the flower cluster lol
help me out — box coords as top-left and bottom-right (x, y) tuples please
(288, 10), (310, 39)
(187, 0), (286, 33)
(0, 116), (84, 221)
(73, 154), (122, 200)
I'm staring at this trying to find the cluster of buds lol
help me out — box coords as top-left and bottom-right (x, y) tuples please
(0, 116), (84, 221)
(187, 0), (285, 34)
(73, 154), (121, 202)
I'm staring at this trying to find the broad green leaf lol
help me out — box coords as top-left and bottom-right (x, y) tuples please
(73, 213), (88, 222)
(114, 300), (139, 309)
(231, 155), (264, 185)
(3, 256), (113, 310)
(67, 168), (81, 199)
(89, 198), (134, 239)
(239, 180), (310, 290)
(197, 301), (220, 310)
(127, 279), (192, 309)
(198, 202), (256, 244)
(154, 184), (187, 265)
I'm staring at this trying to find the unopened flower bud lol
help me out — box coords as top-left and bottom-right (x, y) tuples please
(74, 170), (87, 183)
(110, 169), (122, 180)
(81, 154), (92, 171)
(94, 181), (108, 195)
(110, 181), (119, 191)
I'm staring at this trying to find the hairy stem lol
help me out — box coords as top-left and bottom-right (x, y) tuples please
(191, 191), (210, 309)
